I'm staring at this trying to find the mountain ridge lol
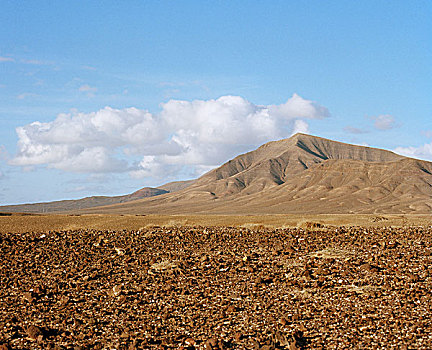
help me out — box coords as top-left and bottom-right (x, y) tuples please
(2, 133), (431, 214)
(75, 133), (431, 215)
(0, 180), (194, 213)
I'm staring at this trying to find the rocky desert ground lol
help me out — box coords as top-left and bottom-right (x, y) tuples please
(1, 218), (431, 349)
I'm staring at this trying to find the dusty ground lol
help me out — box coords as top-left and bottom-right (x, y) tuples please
(1, 213), (431, 234)
(1, 222), (431, 349)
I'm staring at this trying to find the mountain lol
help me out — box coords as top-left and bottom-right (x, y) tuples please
(80, 133), (432, 214)
(2, 133), (432, 214)
(157, 179), (196, 192)
(187, 132), (404, 198)
(0, 180), (194, 213)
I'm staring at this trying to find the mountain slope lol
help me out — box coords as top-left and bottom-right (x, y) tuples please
(3, 133), (431, 214)
(188, 133), (404, 198)
(81, 133), (432, 214)
(157, 179), (196, 192)
(0, 187), (168, 213)
(0, 180), (194, 213)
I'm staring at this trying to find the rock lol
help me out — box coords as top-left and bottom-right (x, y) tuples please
(23, 291), (34, 303)
(226, 305), (236, 313)
(26, 325), (44, 340)
(205, 338), (218, 349)
(111, 285), (122, 297)
(184, 337), (195, 346)
(1, 225), (431, 348)
(279, 317), (288, 326)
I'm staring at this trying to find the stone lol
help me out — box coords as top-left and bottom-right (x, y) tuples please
(26, 325), (44, 340)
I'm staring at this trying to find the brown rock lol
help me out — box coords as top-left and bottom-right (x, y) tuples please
(184, 337), (195, 346)
(1, 225), (431, 349)
(23, 291), (34, 303)
(60, 295), (69, 305)
(274, 331), (290, 346)
(279, 317), (288, 326)
(302, 269), (312, 279)
(226, 305), (236, 313)
(26, 325), (44, 340)
(260, 345), (273, 350)
(120, 331), (129, 339)
(218, 339), (226, 349)
(291, 314), (300, 321)
(205, 338), (218, 349)
(289, 342), (300, 350)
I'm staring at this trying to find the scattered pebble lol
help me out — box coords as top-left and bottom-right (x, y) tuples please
(0, 225), (431, 348)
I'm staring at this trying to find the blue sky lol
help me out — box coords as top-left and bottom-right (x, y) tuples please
(0, 0), (431, 205)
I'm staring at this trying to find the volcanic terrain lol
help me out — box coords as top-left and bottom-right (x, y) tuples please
(1, 134), (432, 349)
(1, 224), (431, 349)
(79, 133), (432, 215)
(2, 133), (432, 214)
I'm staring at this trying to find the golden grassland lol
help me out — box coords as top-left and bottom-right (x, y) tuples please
(1, 213), (431, 233)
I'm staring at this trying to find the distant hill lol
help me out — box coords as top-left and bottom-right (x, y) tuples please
(80, 133), (432, 215)
(157, 179), (196, 192)
(3, 133), (432, 214)
(0, 180), (193, 213)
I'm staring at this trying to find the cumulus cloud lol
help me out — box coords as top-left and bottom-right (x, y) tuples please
(394, 143), (432, 161)
(268, 93), (330, 120)
(291, 120), (310, 135)
(10, 94), (329, 178)
(0, 145), (8, 160)
(369, 114), (397, 130)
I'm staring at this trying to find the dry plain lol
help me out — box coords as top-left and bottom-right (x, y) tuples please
(1, 213), (432, 234)
(1, 214), (432, 349)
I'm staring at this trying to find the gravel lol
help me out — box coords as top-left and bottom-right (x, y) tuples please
(0, 225), (431, 349)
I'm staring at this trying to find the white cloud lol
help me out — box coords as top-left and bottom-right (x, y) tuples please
(421, 130), (432, 138)
(0, 145), (8, 160)
(291, 119), (310, 135)
(17, 92), (38, 100)
(82, 65), (96, 71)
(343, 126), (368, 134)
(79, 84), (97, 92)
(394, 143), (432, 161)
(268, 93), (330, 120)
(129, 155), (175, 179)
(21, 59), (51, 65)
(369, 114), (397, 130)
(79, 85), (97, 97)
(10, 94), (329, 178)
(0, 56), (14, 62)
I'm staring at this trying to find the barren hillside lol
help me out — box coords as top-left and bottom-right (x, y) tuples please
(2, 133), (431, 214)
(80, 133), (432, 214)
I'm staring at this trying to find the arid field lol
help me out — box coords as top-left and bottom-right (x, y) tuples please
(2, 1), (430, 348)
(1, 213), (432, 234)
(1, 215), (431, 349)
